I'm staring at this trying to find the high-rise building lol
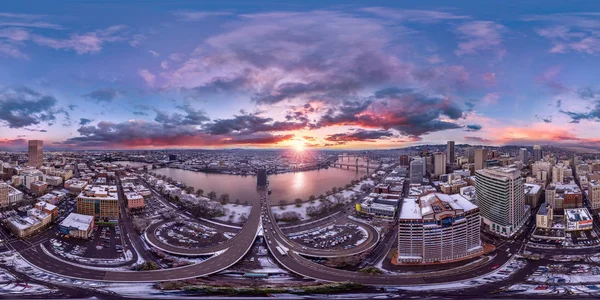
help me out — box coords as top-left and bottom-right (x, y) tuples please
(589, 181), (600, 210)
(552, 165), (566, 183)
(533, 145), (542, 162)
(474, 148), (488, 170)
(518, 148), (528, 164)
(447, 141), (455, 164)
(256, 168), (268, 187)
(475, 167), (527, 237)
(400, 155), (409, 166)
(397, 193), (482, 264)
(28, 140), (43, 168)
(465, 147), (475, 164)
(0, 183), (9, 208)
(433, 152), (446, 177)
(409, 158), (424, 185)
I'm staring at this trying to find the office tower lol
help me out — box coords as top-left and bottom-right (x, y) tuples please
(518, 148), (528, 164)
(447, 141), (455, 164)
(589, 181), (600, 210)
(400, 155), (409, 166)
(397, 193), (482, 264)
(465, 147), (475, 163)
(433, 152), (446, 177)
(475, 167), (527, 237)
(474, 148), (488, 170)
(533, 145), (542, 162)
(410, 158), (424, 185)
(256, 168), (268, 187)
(28, 140), (43, 168)
(168, 154), (178, 161)
(0, 183), (9, 208)
(552, 165), (565, 183)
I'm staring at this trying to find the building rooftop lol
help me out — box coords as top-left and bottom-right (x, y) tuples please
(565, 208), (592, 223)
(60, 213), (94, 230)
(524, 183), (542, 195)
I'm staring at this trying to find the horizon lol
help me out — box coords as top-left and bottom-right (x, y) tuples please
(1, 1), (600, 150)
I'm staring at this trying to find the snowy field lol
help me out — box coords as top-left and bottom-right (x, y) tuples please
(215, 203), (251, 223)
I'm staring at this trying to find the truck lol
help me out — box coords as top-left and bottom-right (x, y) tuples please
(275, 246), (287, 256)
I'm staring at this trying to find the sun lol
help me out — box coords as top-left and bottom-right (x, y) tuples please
(291, 139), (306, 152)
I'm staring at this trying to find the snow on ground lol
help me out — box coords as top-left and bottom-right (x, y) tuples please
(215, 204), (251, 224)
(272, 203), (310, 220)
(253, 256), (290, 274)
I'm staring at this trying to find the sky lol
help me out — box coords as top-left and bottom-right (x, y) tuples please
(1, 0), (600, 150)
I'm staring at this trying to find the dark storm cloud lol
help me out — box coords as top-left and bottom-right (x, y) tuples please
(154, 103), (210, 126)
(79, 118), (92, 125)
(0, 86), (59, 128)
(464, 124), (482, 132)
(203, 112), (307, 135)
(61, 120), (294, 147)
(324, 129), (394, 144)
(316, 89), (464, 137)
(82, 88), (119, 103)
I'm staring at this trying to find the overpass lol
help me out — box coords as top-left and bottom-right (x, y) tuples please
(8, 191), (263, 282)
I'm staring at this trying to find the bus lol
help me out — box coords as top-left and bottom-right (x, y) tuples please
(275, 246), (287, 256)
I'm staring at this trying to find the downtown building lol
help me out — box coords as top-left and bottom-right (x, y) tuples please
(76, 185), (120, 221)
(397, 193), (482, 264)
(475, 167), (529, 237)
(28, 140), (43, 168)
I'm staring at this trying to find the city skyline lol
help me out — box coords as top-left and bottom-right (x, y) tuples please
(1, 1), (600, 150)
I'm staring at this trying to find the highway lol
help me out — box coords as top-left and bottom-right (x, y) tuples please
(8, 191), (263, 282)
(261, 192), (518, 285)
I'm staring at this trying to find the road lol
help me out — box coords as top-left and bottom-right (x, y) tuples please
(8, 190), (263, 282)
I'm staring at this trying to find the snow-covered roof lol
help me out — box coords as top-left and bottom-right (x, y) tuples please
(60, 213), (94, 230)
(399, 198), (421, 220)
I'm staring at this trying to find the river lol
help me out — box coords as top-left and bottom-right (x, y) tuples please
(151, 167), (367, 205)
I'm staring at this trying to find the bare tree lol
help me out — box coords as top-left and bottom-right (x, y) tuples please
(294, 198), (302, 207)
(219, 193), (230, 204)
(207, 191), (217, 200)
(195, 188), (204, 197)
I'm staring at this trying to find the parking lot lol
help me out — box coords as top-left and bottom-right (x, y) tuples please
(289, 224), (366, 250)
(48, 225), (125, 260)
(156, 221), (227, 248)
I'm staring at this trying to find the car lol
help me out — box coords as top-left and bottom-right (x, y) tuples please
(491, 264), (501, 269)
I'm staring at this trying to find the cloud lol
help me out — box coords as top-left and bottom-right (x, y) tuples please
(324, 129), (394, 145)
(454, 21), (506, 58)
(526, 14), (600, 54)
(537, 66), (570, 94)
(0, 87), (60, 128)
(0, 138), (27, 150)
(82, 88), (119, 103)
(482, 92), (499, 105)
(464, 136), (492, 143)
(482, 72), (496, 85)
(154, 103), (210, 126)
(162, 10), (415, 104)
(129, 34), (146, 47)
(360, 7), (469, 23)
(133, 111), (148, 116)
(79, 118), (92, 125)
(31, 25), (127, 54)
(138, 69), (156, 86)
(148, 50), (159, 57)
(316, 90), (465, 138)
(203, 112), (306, 135)
(173, 11), (232, 21)
(61, 120), (294, 148)
(464, 124), (482, 132)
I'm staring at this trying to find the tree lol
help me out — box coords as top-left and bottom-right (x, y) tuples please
(308, 195), (316, 202)
(195, 188), (204, 197)
(331, 187), (338, 194)
(185, 186), (194, 194)
(279, 199), (286, 209)
(137, 261), (160, 271)
(235, 199), (240, 205)
(294, 198), (302, 207)
(219, 193), (230, 204)
(207, 191), (217, 200)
